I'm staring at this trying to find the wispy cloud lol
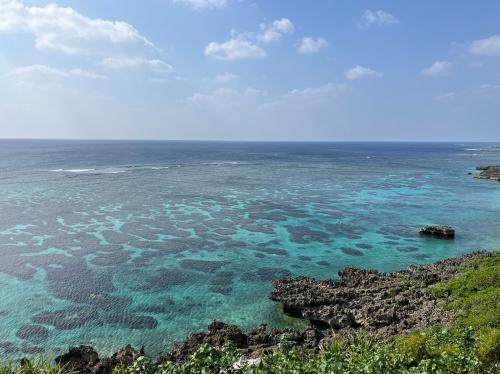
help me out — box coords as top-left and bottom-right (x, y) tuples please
(346, 65), (382, 80)
(282, 83), (347, 102)
(7, 65), (106, 80)
(100, 58), (173, 73)
(468, 35), (500, 56)
(297, 37), (328, 54)
(172, 0), (227, 10)
(421, 61), (452, 76)
(435, 92), (456, 101)
(209, 73), (239, 84)
(361, 10), (399, 27)
(204, 39), (266, 60)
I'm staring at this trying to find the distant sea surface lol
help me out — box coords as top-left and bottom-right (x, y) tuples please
(1, 140), (499, 359)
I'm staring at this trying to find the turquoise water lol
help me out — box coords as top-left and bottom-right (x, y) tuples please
(0, 140), (499, 358)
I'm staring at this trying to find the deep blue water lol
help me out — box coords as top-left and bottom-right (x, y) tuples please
(0, 140), (499, 359)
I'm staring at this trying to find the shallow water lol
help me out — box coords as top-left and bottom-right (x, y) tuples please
(0, 140), (499, 359)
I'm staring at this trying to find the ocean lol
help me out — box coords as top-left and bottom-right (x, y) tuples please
(0, 140), (499, 359)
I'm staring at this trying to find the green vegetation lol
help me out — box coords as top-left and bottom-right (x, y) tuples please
(3, 252), (499, 373)
(0, 359), (65, 374)
(432, 252), (499, 330)
(113, 328), (492, 373)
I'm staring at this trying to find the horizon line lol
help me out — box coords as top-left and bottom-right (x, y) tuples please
(1, 137), (499, 143)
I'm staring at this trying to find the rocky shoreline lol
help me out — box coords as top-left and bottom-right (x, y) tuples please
(475, 165), (500, 181)
(269, 252), (485, 338)
(46, 251), (491, 373)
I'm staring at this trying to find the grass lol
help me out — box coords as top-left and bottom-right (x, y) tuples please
(432, 252), (500, 330)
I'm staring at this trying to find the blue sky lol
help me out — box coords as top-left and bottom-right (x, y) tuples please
(1, 0), (499, 141)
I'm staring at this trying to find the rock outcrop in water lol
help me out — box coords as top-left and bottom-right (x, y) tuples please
(475, 165), (500, 181)
(419, 225), (455, 239)
(159, 320), (323, 363)
(269, 252), (486, 338)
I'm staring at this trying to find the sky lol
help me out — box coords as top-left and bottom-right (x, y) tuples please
(0, 0), (499, 141)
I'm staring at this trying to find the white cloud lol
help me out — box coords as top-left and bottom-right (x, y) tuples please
(479, 84), (500, 91)
(184, 86), (265, 106)
(0, 0), (155, 56)
(7, 64), (105, 79)
(421, 61), (452, 76)
(205, 18), (293, 59)
(297, 37), (328, 54)
(204, 39), (266, 60)
(345, 65), (382, 80)
(172, 0), (227, 10)
(361, 10), (399, 27)
(468, 35), (500, 56)
(435, 92), (456, 101)
(282, 83), (347, 101)
(212, 72), (239, 84)
(244, 87), (267, 96)
(100, 58), (173, 73)
(257, 18), (294, 43)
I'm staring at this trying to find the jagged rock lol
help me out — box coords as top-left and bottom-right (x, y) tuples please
(475, 165), (500, 181)
(55, 346), (99, 373)
(419, 225), (455, 239)
(55, 344), (143, 373)
(269, 252), (488, 339)
(159, 320), (323, 363)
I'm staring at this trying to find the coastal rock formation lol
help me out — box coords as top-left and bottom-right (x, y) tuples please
(475, 165), (500, 181)
(269, 252), (486, 338)
(160, 320), (323, 363)
(419, 225), (455, 239)
(54, 344), (144, 373)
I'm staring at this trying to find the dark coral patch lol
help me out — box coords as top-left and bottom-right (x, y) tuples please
(211, 271), (235, 286)
(356, 243), (373, 250)
(133, 268), (193, 292)
(16, 324), (49, 341)
(32, 307), (98, 330)
(341, 247), (364, 257)
(223, 240), (247, 249)
(88, 250), (130, 267)
(0, 342), (18, 355)
(210, 271), (234, 294)
(105, 314), (158, 329)
(180, 259), (228, 273)
(135, 305), (170, 314)
(45, 260), (115, 303)
(397, 246), (419, 253)
(102, 230), (132, 245)
(248, 212), (287, 222)
(286, 226), (330, 244)
(241, 267), (292, 282)
(241, 224), (275, 235)
(256, 247), (288, 256)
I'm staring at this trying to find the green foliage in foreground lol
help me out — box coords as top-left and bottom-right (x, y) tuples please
(0, 359), (66, 374)
(432, 252), (500, 330)
(113, 328), (497, 373)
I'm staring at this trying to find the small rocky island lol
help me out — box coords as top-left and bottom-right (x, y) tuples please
(419, 225), (455, 239)
(475, 165), (500, 181)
